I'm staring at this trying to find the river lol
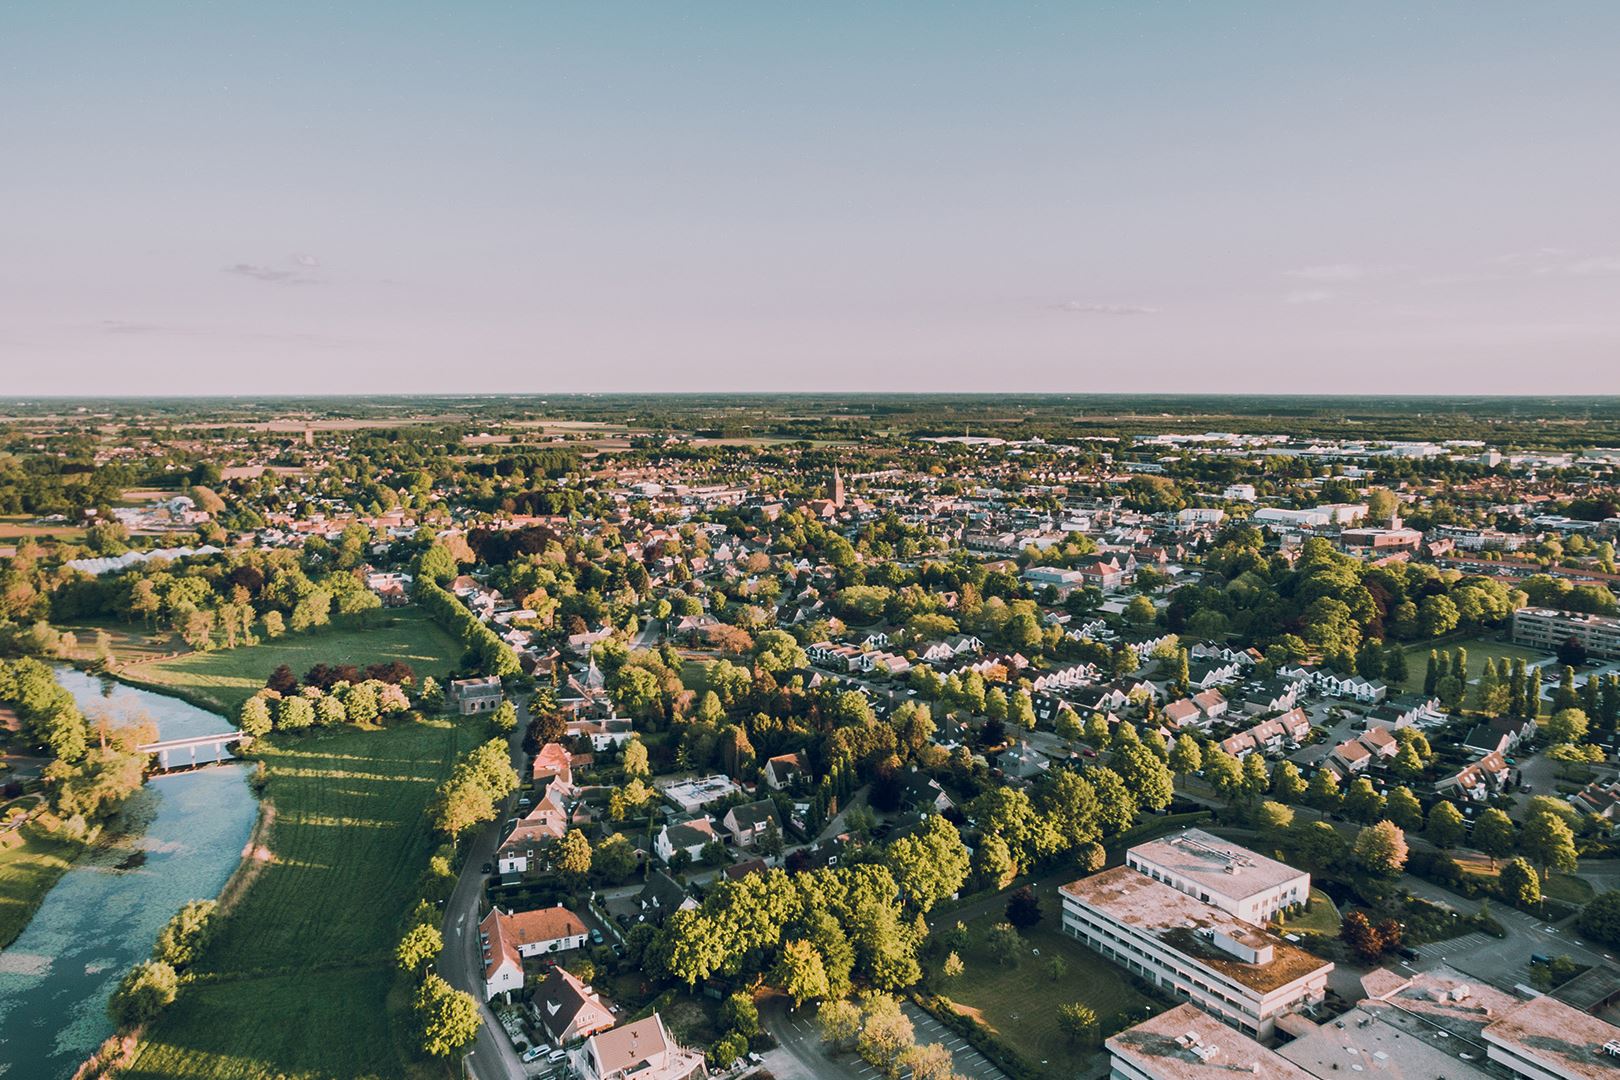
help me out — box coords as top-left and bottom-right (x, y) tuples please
(0, 668), (257, 1078)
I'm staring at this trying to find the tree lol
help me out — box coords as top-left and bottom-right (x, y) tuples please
(1258, 800), (1294, 835)
(942, 951), (965, 980)
(277, 695), (315, 731)
(1472, 809), (1516, 869)
(557, 828), (593, 878)
(1168, 733), (1203, 777)
(1353, 820), (1409, 877)
(1113, 741), (1174, 811)
(1521, 809), (1579, 880)
(491, 699), (518, 733)
(1340, 911), (1390, 963)
(1123, 595), (1156, 627)
(776, 938), (831, 1006)
(719, 992), (760, 1040)
(413, 973), (481, 1057)
(1425, 800), (1465, 849)
(857, 1001), (916, 1078)
(1271, 760), (1306, 804)
(901, 1043), (958, 1080)
(1392, 742), (1425, 781)
(1343, 777), (1386, 824)
(622, 737), (651, 779)
(1005, 885), (1042, 929)
(1306, 769), (1341, 817)
(819, 998), (864, 1049)
(397, 923), (444, 972)
(886, 814), (971, 913)
(593, 833), (638, 882)
(1577, 891), (1620, 947)
(238, 696), (273, 738)
(1545, 707), (1590, 746)
(1384, 786), (1424, 832)
(1057, 1002), (1100, 1048)
(108, 960), (178, 1028)
(985, 921), (1022, 967)
(151, 899), (217, 969)
(1499, 858), (1542, 909)
(1202, 747), (1243, 802)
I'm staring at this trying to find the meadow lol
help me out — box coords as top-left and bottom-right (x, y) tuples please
(0, 826), (79, 947)
(934, 883), (1155, 1079)
(122, 717), (474, 1080)
(117, 610), (462, 716)
(1397, 634), (1546, 693)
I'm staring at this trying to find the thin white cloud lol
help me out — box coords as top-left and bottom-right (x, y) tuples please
(1053, 301), (1158, 315)
(1287, 263), (1376, 282)
(222, 260), (320, 285)
(1284, 289), (1334, 305)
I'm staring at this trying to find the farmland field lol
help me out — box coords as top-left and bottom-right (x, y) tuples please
(935, 886), (1156, 1079)
(123, 717), (474, 1080)
(118, 610), (462, 716)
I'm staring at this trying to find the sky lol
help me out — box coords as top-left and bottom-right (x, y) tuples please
(3, 2), (1619, 396)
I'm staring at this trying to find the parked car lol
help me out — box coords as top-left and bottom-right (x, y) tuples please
(481, 862), (493, 875)
(590, 928), (604, 945)
(521, 1046), (547, 1063)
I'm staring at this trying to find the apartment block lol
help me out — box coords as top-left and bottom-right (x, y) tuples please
(1511, 607), (1620, 659)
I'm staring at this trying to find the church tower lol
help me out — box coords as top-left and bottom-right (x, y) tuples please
(830, 465), (845, 508)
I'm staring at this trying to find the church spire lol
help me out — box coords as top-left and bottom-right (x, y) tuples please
(830, 464), (845, 508)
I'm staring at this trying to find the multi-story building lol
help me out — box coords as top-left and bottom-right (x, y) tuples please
(1060, 865), (1331, 1039)
(1512, 607), (1620, 659)
(1126, 830), (1310, 925)
(571, 1014), (707, 1080)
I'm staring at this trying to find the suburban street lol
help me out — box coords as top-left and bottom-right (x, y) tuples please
(440, 700), (533, 1080)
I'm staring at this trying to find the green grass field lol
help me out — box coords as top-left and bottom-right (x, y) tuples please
(1274, 888), (1341, 936)
(0, 827), (80, 948)
(938, 892), (1154, 1078)
(119, 611), (462, 716)
(1398, 635), (1546, 693)
(123, 717), (474, 1080)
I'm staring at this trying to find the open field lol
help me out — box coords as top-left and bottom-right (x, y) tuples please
(937, 895), (1154, 1078)
(0, 827), (80, 948)
(118, 610), (461, 716)
(124, 717), (474, 1080)
(1398, 634), (1546, 693)
(0, 515), (86, 542)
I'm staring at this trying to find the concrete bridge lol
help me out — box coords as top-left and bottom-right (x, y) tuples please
(138, 731), (252, 771)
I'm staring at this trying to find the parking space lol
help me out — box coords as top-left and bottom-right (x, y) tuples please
(763, 1000), (1012, 1080)
(903, 1003), (1010, 1080)
(1414, 931), (1490, 960)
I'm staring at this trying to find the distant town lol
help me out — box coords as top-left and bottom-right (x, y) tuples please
(2, 395), (1620, 1080)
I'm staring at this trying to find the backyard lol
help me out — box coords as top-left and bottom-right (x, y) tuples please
(122, 716), (474, 1080)
(932, 887), (1156, 1079)
(115, 610), (462, 716)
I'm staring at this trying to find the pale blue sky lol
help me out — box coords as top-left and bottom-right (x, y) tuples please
(3, 3), (1618, 394)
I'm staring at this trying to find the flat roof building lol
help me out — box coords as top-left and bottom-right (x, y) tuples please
(1061, 866), (1331, 1039)
(1511, 607), (1620, 659)
(1107, 1003), (1314, 1080)
(1127, 829), (1310, 925)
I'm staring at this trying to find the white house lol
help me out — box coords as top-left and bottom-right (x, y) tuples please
(480, 905), (591, 999)
(654, 818), (718, 864)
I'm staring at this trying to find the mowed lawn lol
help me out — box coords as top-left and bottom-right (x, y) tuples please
(940, 898), (1154, 1078)
(124, 718), (474, 1080)
(1397, 635), (1546, 693)
(120, 610), (461, 716)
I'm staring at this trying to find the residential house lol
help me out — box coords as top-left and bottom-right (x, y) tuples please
(529, 967), (616, 1046)
(1462, 716), (1536, 757)
(721, 800), (778, 849)
(899, 768), (954, 813)
(1163, 698), (1202, 730)
(1365, 692), (1441, 730)
(479, 904), (590, 999)
(532, 742), (574, 789)
(1186, 657), (1242, 691)
(654, 818), (718, 865)
(1569, 779), (1620, 826)
(1191, 688), (1228, 722)
(1436, 751), (1511, 801)
(763, 751), (807, 791)
(570, 1014), (707, 1080)
(1326, 738), (1372, 779)
(567, 714), (635, 751)
(496, 783), (572, 875)
(633, 869), (696, 925)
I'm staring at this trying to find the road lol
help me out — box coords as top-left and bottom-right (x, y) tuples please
(760, 997), (1011, 1080)
(440, 699), (532, 1080)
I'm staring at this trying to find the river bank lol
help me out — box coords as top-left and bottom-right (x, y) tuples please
(0, 669), (259, 1079)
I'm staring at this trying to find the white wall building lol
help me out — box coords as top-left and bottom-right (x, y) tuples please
(1061, 866), (1330, 1039)
(1126, 830), (1310, 925)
